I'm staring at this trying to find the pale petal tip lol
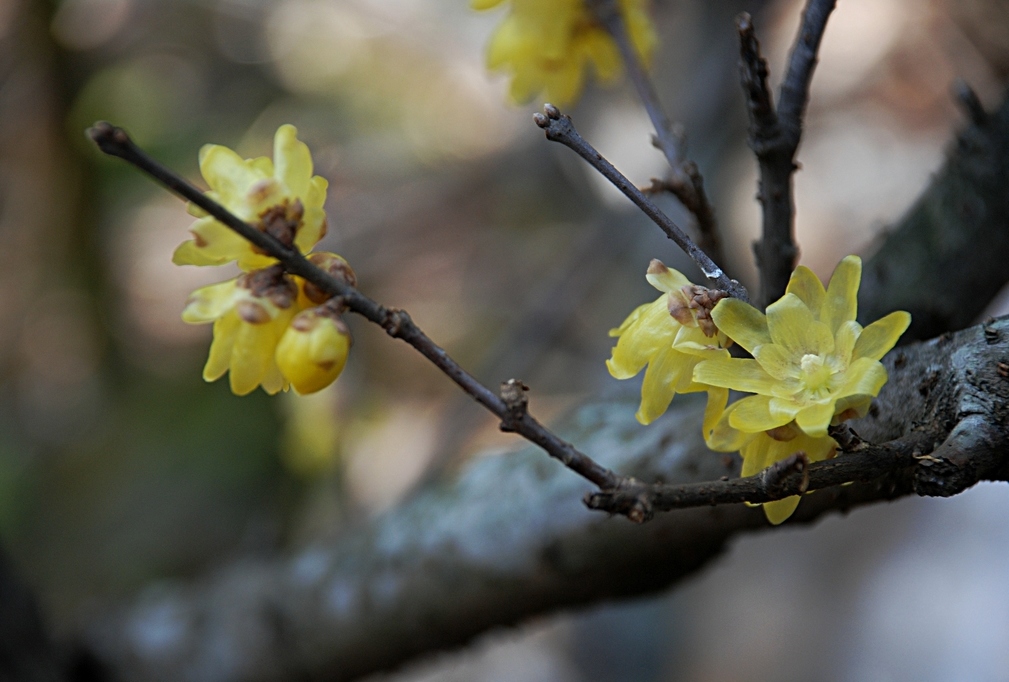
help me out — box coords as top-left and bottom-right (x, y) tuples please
(646, 259), (669, 276)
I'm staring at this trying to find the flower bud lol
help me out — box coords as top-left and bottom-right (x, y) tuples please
(276, 308), (352, 394)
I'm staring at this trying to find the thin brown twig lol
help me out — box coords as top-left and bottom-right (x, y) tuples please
(737, 0), (836, 307)
(87, 122), (621, 492)
(532, 105), (748, 301)
(590, 0), (724, 265)
(88, 121), (913, 524)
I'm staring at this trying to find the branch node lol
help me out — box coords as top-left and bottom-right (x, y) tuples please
(983, 317), (1000, 344)
(499, 379), (530, 433)
(760, 451), (809, 495)
(383, 308), (411, 338)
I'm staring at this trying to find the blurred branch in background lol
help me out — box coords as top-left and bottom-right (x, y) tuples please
(737, 0), (837, 306)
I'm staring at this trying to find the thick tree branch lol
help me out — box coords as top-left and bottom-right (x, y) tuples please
(738, 0), (837, 306)
(83, 316), (1009, 682)
(533, 106), (747, 300)
(859, 84), (1009, 341)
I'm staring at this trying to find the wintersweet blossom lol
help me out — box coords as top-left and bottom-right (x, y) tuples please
(474, 0), (656, 106)
(607, 260), (731, 425)
(182, 266), (299, 396)
(695, 255), (911, 523)
(276, 308), (352, 395)
(173, 124), (328, 271)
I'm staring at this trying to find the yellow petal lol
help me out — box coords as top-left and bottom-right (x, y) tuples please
(606, 298), (674, 379)
(543, 58), (584, 108)
(795, 432), (838, 463)
(274, 124), (312, 199)
(204, 312), (240, 381)
(706, 402), (752, 452)
(229, 320), (279, 396)
(487, 15), (522, 70)
(260, 361), (289, 395)
(249, 156), (274, 176)
(199, 144), (263, 206)
(672, 324), (729, 357)
(702, 387), (728, 441)
(833, 320), (861, 366)
(795, 401), (835, 437)
(740, 435), (772, 477)
(174, 216), (251, 267)
(293, 207), (327, 255)
(304, 176), (328, 211)
(752, 343), (797, 380)
(853, 311), (911, 362)
(636, 346), (690, 424)
(644, 260), (691, 293)
(710, 298), (770, 353)
(584, 29), (621, 83)
(821, 255), (861, 334)
(182, 279), (239, 324)
(832, 394), (872, 422)
(693, 358), (787, 396)
(838, 357), (888, 398)
(762, 497), (801, 525)
(767, 293), (834, 356)
(236, 252), (281, 273)
(728, 395), (794, 433)
(786, 265), (826, 317)
(768, 397), (802, 422)
(471, 0), (505, 9)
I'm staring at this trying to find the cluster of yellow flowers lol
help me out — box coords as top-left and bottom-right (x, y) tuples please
(608, 256), (910, 524)
(175, 125), (354, 396)
(474, 0), (656, 106)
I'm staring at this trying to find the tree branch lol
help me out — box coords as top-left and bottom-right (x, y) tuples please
(78, 85), (1009, 682)
(860, 83), (1009, 341)
(83, 316), (1009, 682)
(737, 0), (837, 306)
(88, 123), (622, 494)
(532, 106), (747, 300)
(590, 0), (724, 265)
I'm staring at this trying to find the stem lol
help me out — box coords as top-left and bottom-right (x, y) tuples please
(88, 122), (621, 492)
(533, 107), (747, 300)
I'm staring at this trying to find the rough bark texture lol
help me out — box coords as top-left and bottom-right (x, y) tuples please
(83, 317), (1009, 682)
(859, 91), (1009, 340)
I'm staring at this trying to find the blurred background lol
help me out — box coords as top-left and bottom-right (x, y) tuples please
(2, 0), (1009, 679)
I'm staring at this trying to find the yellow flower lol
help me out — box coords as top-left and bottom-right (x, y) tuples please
(475, 0), (657, 106)
(182, 266), (299, 395)
(607, 259), (731, 425)
(173, 124), (328, 271)
(276, 308), (352, 395)
(696, 255), (910, 524)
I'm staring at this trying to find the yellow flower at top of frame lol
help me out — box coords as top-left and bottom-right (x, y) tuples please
(607, 259), (731, 425)
(173, 124), (328, 271)
(474, 0), (657, 106)
(694, 256), (911, 439)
